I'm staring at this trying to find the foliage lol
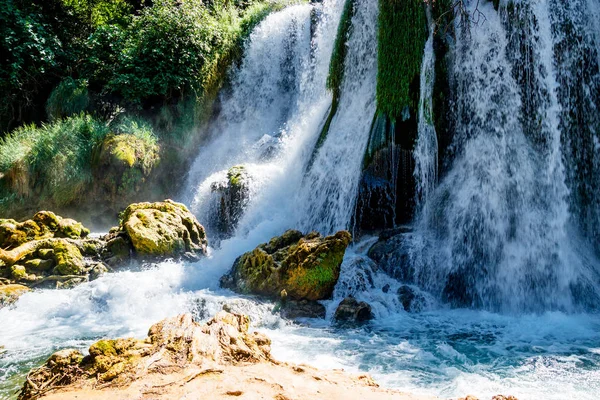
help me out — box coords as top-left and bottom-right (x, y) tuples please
(0, 114), (110, 210)
(0, 0), (64, 133)
(0, 0), (296, 218)
(377, 0), (427, 120)
(61, 0), (134, 27)
(46, 78), (91, 121)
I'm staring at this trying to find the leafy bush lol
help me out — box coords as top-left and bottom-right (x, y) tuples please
(46, 78), (91, 121)
(0, 0), (64, 133)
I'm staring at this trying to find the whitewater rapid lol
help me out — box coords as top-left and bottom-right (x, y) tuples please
(2, 248), (599, 400)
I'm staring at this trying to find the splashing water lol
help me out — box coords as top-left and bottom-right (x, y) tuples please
(397, 0), (600, 312)
(2, 1), (600, 400)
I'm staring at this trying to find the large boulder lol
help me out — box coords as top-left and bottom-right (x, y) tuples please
(221, 230), (352, 301)
(113, 199), (207, 258)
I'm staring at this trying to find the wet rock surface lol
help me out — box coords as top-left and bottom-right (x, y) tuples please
(0, 200), (207, 294)
(18, 312), (435, 400)
(220, 229), (352, 301)
(18, 311), (271, 400)
(333, 297), (373, 324)
(210, 165), (250, 238)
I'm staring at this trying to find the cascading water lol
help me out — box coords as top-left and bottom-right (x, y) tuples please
(413, 24), (438, 209)
(2, 1), (600, 400)
(389, 0), (600, 312)
(297, 0), (379, 234)
(187, 0), (378, 239)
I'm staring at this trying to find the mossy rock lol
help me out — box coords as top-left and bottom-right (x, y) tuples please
(0, 211), (90, 250)
(93, 134), (159, 200)
(210, 165), (251, 239)
(10, 265), (28, 281)
(56, 218), (90, 239)
(0, 284), (30, 306)
(24, 258), (55, 272)
(221, 230), (352, 301)
(52, 240), (85, 275)
(116, 200), (207, 258)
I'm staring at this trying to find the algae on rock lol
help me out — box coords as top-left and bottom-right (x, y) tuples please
(115, 199), (208, 257)
(221, 230), (352, 301)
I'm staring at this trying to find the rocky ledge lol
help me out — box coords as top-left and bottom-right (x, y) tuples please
(17, 311), (518, 400)
(18, 311), (434, 400)
(0, 200), (207, 302)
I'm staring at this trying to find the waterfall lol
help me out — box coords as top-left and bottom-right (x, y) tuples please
(298, 0), (379, 234)
(186, 0), (378, 239)
(185, 1), (344, 239)
(393, 0), (600, 312)
(413, 25), (438, 210)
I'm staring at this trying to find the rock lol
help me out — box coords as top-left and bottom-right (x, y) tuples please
(52, 239), (84, 275)
(17, 312), (426, 400)
(10, 265), (28, 281)
(102, 235), (132, 266)
(114, 200), (207, 258)
(0, 284), (30, 306)
(18, 311), (271, 399)
(92, 133), (159, 201)
(333, 297), (373, 324)
(24, 258), (55, 272)
(397, 285), (427, 312)
(1, 202), (208, 290)
(56, 218), (90, 239)
(367, 232), (414, 282)
(210, 165), (251, 238)
(221, 230), (352, 301)
(280, 300), (326, 319)
(0, 211), (88, 250)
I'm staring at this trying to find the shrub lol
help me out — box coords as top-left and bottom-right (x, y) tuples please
(46, 78), (91, 121)
(0, 114), (109, 209)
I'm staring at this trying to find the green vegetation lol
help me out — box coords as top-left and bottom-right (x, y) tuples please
(46, 78), (91, 121)
(376, 0), (427, 121)
(0, 0), (295, 219)
(0, 115), (109, 211)
(0, 113), (162, 216)
(326, 0), (355, 104)
(310, 0), (355, 162)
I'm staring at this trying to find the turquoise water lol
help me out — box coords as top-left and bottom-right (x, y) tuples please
(1, 260), (599, 400)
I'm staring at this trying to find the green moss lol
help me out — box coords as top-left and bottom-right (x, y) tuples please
(10, 265), (27, 280)
(309, 0), (355, 162)
(292, 261), (337, 294)
(327, 0), (355, 102)
(227, 165), (246, 187)
(53, 239), (84, 275)
(24, 258), (55, 272)
(89, 339), (118, 357)
(377, 0), (427, 121)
